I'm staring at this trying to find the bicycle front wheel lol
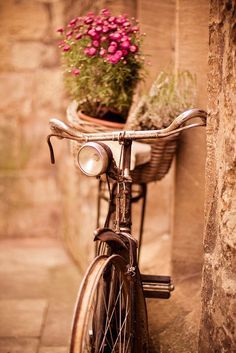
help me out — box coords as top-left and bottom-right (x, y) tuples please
(70, 254), (148, 353)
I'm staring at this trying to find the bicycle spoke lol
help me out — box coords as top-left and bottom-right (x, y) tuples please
(99, 279), (124, 353)
(122, 294), (129, 353)
(110, 308), (130, 353)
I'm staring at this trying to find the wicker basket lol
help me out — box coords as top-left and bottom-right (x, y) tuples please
(130, 133), (179, 184)
(67, 101), (179, 183)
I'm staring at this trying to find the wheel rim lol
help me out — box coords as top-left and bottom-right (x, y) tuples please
(71, 255), (132, 353)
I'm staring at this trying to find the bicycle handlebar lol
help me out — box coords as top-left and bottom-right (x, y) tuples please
(49, 108), (206, 141)
(47, 108), (207, 163)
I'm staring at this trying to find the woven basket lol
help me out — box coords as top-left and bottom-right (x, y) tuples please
(130, 133), (179, 184)
(67, 101), (179, 183)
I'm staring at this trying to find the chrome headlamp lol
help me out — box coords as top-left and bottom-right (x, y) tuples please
(77, 142), (112, 177)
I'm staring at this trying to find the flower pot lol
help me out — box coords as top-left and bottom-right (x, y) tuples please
(78, 110), (126, 130)
(67, 101), (125, 133)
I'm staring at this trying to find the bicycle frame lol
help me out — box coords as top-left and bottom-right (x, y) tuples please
(47, 108), (207, 353)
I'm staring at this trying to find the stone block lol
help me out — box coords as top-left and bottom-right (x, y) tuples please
(0, 338), (38, 353)
(0, 299), (47, 337)
(41, 301), (74, 346)
(0, 1), (49, 40)
(0, 73), (34, 119)
(38, 348), (68, 353)
(0, 238), (71, 272)
(11, 42), (59, 70)
(0, 269), (50, 300)
(0, 37), (13, 72)
(33, 69), (66, 116)
(0, 172), (62, 238)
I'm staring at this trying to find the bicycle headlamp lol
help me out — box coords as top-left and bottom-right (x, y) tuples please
(77, 142), (112, 177)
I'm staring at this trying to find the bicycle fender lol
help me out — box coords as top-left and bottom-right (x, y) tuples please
(94, 229), (128, 250)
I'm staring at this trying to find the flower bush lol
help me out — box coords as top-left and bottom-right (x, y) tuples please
(57, 8), (144, 122)
(127, 70), (196, 130)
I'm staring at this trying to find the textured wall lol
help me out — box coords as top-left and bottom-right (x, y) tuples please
(0, 0), (69, 238)
(199, 1), (236, 351)
(137, 0), (176, 250)
(172, 0), (209, 277)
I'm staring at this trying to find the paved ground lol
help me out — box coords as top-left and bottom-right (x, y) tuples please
(0, 237), (81, 353)
(0, 236), (201, 353)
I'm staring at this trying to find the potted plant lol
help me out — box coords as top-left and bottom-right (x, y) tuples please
(57, 8), (145, 129)
(127, 69), (196, 130)
(127, 69), (196, 183)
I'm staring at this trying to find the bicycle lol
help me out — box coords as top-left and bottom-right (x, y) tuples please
(47, 108), (207, 353)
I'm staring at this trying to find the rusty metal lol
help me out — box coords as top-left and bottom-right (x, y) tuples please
(49, 109), (207, 145)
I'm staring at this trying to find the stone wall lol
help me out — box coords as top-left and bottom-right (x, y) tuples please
(199, 1), (236, 351)
(0, 0), (69, 238)
(172, 0), (209, 277)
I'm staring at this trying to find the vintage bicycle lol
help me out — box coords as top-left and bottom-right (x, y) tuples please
(47, 108), (207, 353)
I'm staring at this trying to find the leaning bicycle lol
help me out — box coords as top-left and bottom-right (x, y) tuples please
(47, 108), (207, 353)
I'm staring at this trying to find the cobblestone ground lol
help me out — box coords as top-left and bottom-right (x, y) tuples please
(0, 235), (201, 353)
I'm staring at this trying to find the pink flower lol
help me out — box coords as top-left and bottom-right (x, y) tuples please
(132, 26), (139, 32)
(63, 44), (71, 52)
(110, 41), (118, 48)
(101, 9), (110, 17)
(115, 50), (123, 58)
(84, 48), (90, 55)
(108, 45), (117, 54)
(130, 45), (138, 53)
(123, 21), (130, 27)
(121, 35), (130, 42)
(101, 36), (107, 42)
(108, 16), (115, 23)
(84, 16), (94, 24)
(72, 68), (80, 76)
(69, 18), (77, 26)
(92, 40), (100, 47)
(87, 29), (97, 38)
(76, 33), (83, 40)
(57, 27), (64, 33)
(100, 48), (107, 57)
(58, 40), (65, 48)
(122, 49), (128, 56)
(121, 40), (130, 49)
(109, 24), (117, 30)
(95, 25), (102, 32)
(85, 47), (97, 57)
(116, 17), (126, 25)
(109, 32), (121, 41)
(108, 49), (123, 64)
(102, 26), (109, 33)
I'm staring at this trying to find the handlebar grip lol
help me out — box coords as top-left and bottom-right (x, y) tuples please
(49, 118), (83, 138)
(162, 109), (207, 133)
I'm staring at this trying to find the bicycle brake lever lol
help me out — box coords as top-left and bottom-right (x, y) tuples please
(47, 134), (56, 164)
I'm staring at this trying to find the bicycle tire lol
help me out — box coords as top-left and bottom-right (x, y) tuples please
(70, 254), (149, 353)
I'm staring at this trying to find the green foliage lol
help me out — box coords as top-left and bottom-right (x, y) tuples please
(127, 70), (197, 130)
